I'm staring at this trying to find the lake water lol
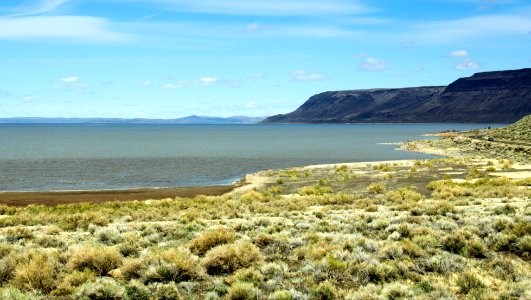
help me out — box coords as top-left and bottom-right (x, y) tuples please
(0, 124), (498, 191)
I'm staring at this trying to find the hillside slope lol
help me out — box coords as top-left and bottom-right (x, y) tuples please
(263, 68), (531, 123)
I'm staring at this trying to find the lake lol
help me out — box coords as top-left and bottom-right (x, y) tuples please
(0, 123), (498, 191)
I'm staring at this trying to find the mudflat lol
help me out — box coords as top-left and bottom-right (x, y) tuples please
(0, 185), (237, 207)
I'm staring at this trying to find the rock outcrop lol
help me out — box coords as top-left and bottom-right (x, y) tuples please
(263, 68), (531, 123)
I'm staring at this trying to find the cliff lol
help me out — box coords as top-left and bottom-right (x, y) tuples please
(263, 68), (531, 123)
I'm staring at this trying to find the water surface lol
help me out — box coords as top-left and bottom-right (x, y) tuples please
(0, 124), (498, 191)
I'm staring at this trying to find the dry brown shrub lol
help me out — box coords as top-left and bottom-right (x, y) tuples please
(203, 240), (262, 275)
(189, 227), (236, 255)
(143, 248), (202, 283)
(67, 245), (123, 275)
(13, 251), (58, 293)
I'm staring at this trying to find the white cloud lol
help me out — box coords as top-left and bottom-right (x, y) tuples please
(360, 57), (388, 71)
(449, 50), (469, 58)
(448, 49), (480, 70)
(162, 80), (188, 89)
(409, 15), (531, 43)
(245, 101), (257, 108)
(124, 0), (369, 16)
(140, 81), (155, 88)
(344, 17), (392, 25)
(455, 59), (481, 70)
(0, 16), (129, 42)
(162, 83), (180, 89)
(61, 76), (78, 82)
(8, 0), (69, 17)
(22, 95), (35, 101)
(247, 73), (265, 81)
(0, 91), (9, 97)
(291, 70), (327, 81)
(55, 75), (89, 90)
(243, 23), (269, 32)
(198, 77), (218, 85)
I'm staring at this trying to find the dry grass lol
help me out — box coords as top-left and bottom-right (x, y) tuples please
(0, 156), (529, 299)
(67, 245), (123, 275)
(203, 240), (263, 275)
(189, 226), (236, 255)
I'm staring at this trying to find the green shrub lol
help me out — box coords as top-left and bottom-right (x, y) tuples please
(226, 282), (258, 300)
(269, 290), (292, 300)
(0, 243), (13, 257)
(0, 254), (17, 284)
(384, 283), (410, 300)
(95, 228), (123, 245)
(490, 257), (520, 280)
(125, 281), (151, 300)
(116, 257), (144, 280)
(203, 240), (262, 275)
(34, 236), (66, 248)
(59, 212), (109, 231)
(456, 272), (484, 294)
(465, 239), (488, 258)
(4, 226), (33, 243)
(414, 280), (435, 293)
(467, 167), (485, 179)
(299, 185), (332, 196)
(227, 268), (264, 285)
(425, 201), (455, 216)
(374, 164), (392, 172)
(153, 282), (182, 300)
(189, 227), (236, 255)
(494, 204), (516, 215)
(516, 235), (531, 258)
(367, 183), (386, 194)
(517, 177), (531, 186)
(400, 240), (425, 258)
(442, 231), (467, 254)
(118, 241), (140, 257)
(53, 270), (96, 296)
(143, 249), (202, 283)
(384, 187), (423, 203)
(491, 233), (516, 252)
(75, 277), (125, 299)
(311, 281), (337, 300)
(0, 288), (36, 300)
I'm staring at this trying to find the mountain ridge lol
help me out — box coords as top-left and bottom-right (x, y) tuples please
(0, 115), (267, 124)
(263, 68), (531, 124)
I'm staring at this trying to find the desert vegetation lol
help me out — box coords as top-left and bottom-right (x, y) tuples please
(403, 115), (531, 164)
(0, 154), (529, 299)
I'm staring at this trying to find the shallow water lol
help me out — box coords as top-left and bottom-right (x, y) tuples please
(0, 123), (499, 191)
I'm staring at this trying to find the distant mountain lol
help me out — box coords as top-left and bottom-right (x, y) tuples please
(263, 68), (531, 123)
(170, 115), (266, 124)
(0, 116), (267, 124)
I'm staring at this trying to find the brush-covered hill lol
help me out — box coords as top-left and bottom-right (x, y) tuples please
(475, 114), (531, 144)
(263, 68), (531, 124)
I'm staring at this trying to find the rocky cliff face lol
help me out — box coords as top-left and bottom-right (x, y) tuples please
(263, 68), (531, 123)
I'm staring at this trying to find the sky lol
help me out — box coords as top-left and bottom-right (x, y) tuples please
(0, 0), (530, 118)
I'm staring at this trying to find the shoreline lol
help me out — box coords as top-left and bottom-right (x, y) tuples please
(3, 124), (527, 207)
(0, 159), (430, 207)
(0, 184), (240, 207)
(0, 138), (454, 207)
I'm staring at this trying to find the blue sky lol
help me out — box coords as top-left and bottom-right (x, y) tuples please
(0, 0), (530, 118)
